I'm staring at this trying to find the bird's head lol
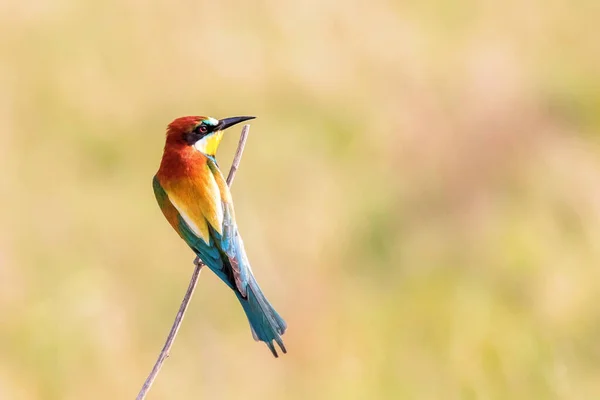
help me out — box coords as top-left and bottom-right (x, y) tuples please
(165, 115), (255, 156)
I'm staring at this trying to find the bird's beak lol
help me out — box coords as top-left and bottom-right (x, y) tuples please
(217, 116), (256, 131)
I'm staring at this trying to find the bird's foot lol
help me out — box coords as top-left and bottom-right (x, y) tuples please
(193, 256), (205, 269)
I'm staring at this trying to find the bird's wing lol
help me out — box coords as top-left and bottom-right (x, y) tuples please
(153, 167), (249, 296)
(206, 159), (251, 295)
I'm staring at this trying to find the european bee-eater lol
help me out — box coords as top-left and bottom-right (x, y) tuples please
(153, 115), (287, 357)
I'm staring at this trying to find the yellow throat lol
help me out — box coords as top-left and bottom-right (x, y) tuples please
(194, 130), (224, 156)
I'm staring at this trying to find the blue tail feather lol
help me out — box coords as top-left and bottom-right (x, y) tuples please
(237, 275), (287, 357)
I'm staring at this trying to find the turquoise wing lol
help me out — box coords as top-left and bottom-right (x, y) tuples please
(208, 160), (251, 295)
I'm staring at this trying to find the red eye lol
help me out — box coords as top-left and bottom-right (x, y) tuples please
(198, 125), (208, 134)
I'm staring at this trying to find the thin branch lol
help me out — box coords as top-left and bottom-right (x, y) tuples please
(136, 260), (202, 400)
(136, 124), (252, 400)
(226, 124), (250, 186)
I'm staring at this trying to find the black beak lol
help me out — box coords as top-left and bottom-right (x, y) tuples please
(217, 116), (255, 131)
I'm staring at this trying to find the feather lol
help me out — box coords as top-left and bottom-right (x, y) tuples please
(153, 116), (286, 356)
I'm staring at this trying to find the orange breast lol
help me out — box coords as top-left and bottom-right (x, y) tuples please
(157, 144), (225, 243)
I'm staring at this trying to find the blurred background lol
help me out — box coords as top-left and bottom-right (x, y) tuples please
(1, 0), (600, 398)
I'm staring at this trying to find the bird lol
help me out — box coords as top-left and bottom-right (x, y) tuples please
(152, 115), (287, 357)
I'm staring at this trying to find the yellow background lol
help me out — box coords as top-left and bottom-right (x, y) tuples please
(2, 0), (600, 398)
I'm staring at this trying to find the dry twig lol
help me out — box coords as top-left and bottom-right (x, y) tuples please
(136, 124), (251, 400)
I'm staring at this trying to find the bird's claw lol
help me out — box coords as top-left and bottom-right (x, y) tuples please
(193, 256), (205, 269)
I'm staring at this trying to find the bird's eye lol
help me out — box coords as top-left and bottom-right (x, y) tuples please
(197, 125), (208, 134)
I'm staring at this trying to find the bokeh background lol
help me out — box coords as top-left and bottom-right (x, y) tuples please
(2, 0), (600, 398)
